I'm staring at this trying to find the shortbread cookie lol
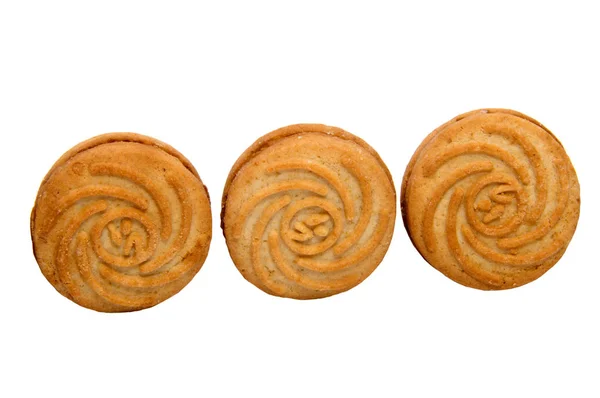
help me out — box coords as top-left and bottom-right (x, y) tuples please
(221, 124), (396, 299)
(401, 109), (580, 290)
(31, 133), (212, 312)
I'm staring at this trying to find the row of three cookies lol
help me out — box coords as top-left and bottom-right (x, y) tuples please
(31, 109), (580, 312)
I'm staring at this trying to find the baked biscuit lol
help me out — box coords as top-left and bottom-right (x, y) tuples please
(31, 133), (212, 312)
(401, 109), (580, 290)
(221, 124), (396, 299)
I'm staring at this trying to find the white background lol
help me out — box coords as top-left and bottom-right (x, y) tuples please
(1, 1), (598, 397)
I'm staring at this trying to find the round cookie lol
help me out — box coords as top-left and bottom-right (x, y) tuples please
(221, 124), (396, 299)
(401, 109), (580, 290)
(31, 133), (212, 312)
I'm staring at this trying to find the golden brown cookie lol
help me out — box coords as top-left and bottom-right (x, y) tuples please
(221, 124), (396, 299)
(401, 109), (580, 290)
(31, 133), (212, 312)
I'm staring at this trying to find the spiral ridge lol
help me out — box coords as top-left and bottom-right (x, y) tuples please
(403, 110), (580, 289)
(32, 134), (211, 312)
(223, 125), (396, 299)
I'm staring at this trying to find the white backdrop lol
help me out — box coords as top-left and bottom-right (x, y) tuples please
(1, 1), (598, 397)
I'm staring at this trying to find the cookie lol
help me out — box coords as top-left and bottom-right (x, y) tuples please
(31, 133), (212, 312)
(221, 124), (396, 299)
(401, 109), (580, 290)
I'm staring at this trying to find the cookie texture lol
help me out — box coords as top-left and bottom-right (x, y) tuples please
(222, 124), (396, 299)
(402, 109), (580, 290)
(31, 133), (212, 312)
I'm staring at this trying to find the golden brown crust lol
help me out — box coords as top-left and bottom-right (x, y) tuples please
(221, 124), (394, 229)
(401, 109), (580, 290)
(221, 124), (396, 299)
(31, 133), (212, 312)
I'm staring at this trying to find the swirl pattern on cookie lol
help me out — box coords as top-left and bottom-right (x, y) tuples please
(401, 109), (580, 289)
(31, 133), (212, 312)
(222, 124), (396, 299)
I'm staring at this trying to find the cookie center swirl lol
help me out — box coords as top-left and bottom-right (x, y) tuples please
(94, 214), (158, 267)
(280, 197), (344, 256)
(464, 173), (528, 238)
